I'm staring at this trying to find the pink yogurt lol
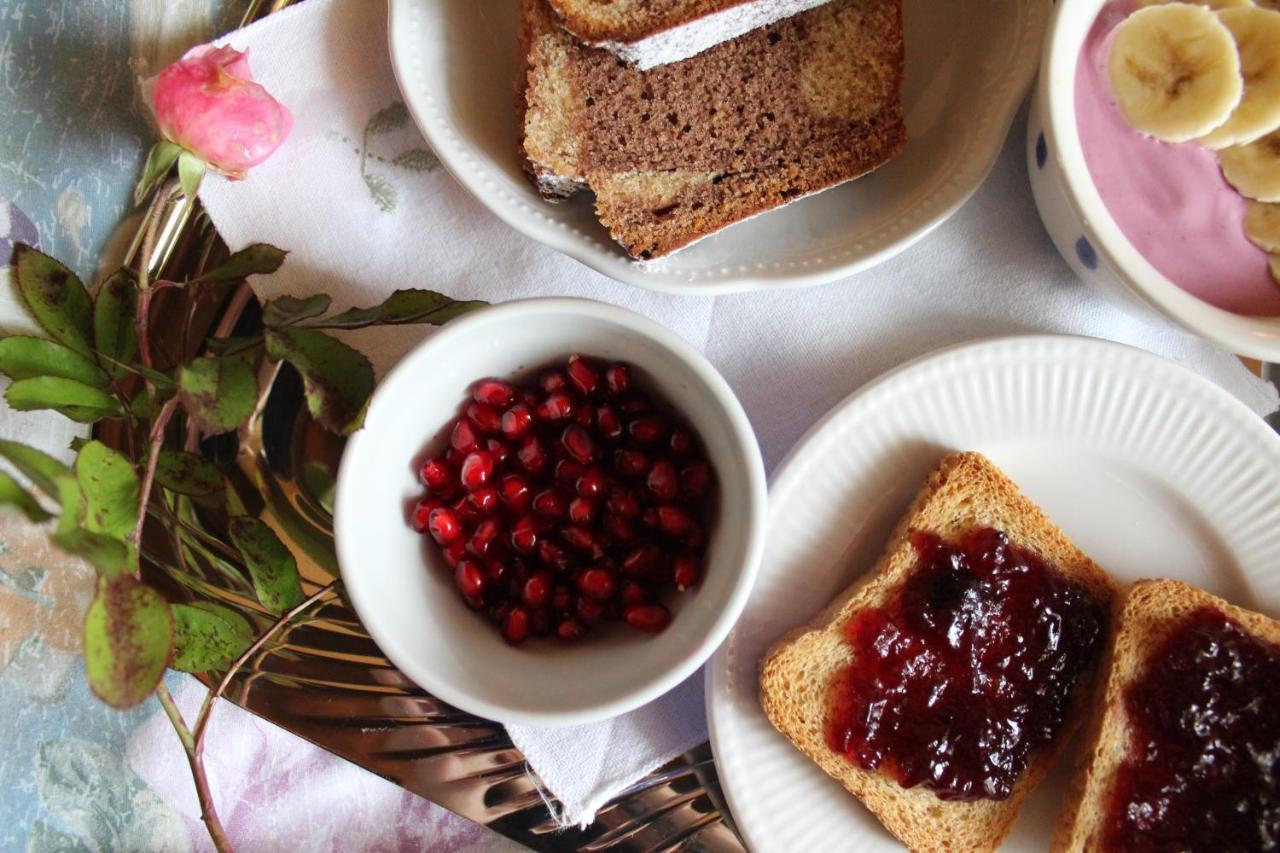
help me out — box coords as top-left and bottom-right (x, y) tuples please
(1075, 0), (1280, 317)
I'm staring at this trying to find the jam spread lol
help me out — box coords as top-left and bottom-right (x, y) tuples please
(827, 527), (1107, 801)
(1103, 607), (1280, 851)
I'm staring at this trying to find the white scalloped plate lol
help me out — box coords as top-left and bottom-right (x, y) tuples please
(386, 0), (1048, 294)
(707, 335), (1280, 851)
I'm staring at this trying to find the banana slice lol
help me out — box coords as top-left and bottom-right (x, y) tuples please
(1199, 7), (1280, 148)
(1219, 129), (1280, 200)
(1244, 201), (1280, 251)
(1137, 0), (1254, 8)
(1109, 4), (1244, 143)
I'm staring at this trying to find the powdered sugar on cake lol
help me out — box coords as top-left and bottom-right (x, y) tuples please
(587, 0), (834, 70)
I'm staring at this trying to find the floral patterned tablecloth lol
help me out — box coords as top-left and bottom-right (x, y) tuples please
(0, 2), (516, 850)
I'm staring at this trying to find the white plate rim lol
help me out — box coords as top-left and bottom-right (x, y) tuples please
(385, 0), (1049, 295)
(705, 333), (1280, 851)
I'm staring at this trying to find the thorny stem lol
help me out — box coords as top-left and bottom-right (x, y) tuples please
(156, 682), (233, 853)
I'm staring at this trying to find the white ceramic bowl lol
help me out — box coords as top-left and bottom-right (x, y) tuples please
(1029, 0), (1280, 361)
(388, 0), (1049, 294)
(334, 298), (767, 726)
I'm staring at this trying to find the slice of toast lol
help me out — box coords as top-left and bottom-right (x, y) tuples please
(1051, 579), (1280, 852)
(517, 0), (906, 260)
(759, 452), (1119, 853)
(545, 0), (836, 69)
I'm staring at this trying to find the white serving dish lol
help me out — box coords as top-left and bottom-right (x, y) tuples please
(335, 298), (767, 726)
(387, 0), (1049, 294)
(707, 334), (1280, 851)
(1028, 0), (1280, 361)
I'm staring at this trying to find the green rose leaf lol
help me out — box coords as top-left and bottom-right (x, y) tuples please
(0, 440), (74, 502)
(154, 450), (223, 497)
(0, 471), (52, 522)
(194, 244), (288, 285)
(177, 150), (205, 202)
(93, 269), (140, 380)
(74, 441), (139, 540)
(83, 574), (172, 707)
(134, 140), (183, 205)
(264, 327), (374, 433)
(308, 289), (485, 330)
(262, 294), (332, 328)
(177, 356), (258, 434)
(0, 336), (109, 387)
(171, 601), (253, 672)
(5, 376), (125, 422)
(51, 527), (132, 577)
(227, 516), (304, 615)
(12, 245), (94, 357)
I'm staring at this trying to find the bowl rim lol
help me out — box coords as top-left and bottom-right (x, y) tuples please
(333, 297), (769, 726)
(1041, 0), (1280, 361)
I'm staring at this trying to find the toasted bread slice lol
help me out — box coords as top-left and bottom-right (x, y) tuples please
(517, 0), (906, 260)
(760, 452), (1118, 853)
(1051, 579), (1280, 852)
(545, 0), (836, 69)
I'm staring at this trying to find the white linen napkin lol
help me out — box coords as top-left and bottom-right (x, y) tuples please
(197, 0), (1278, 828)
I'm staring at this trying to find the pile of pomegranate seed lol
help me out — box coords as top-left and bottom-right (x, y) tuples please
(409, 355), (716, 646)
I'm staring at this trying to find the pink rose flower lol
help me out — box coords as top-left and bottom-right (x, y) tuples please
(149, 45), (292, 179)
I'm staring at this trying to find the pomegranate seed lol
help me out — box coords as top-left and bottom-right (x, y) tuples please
(522, 569), (554, 608)
(669, 428), (694, 457)
(622, 544), (661, 577)
(603, 513), (637, 542)
(539, 369), (567, 393)
(619, 394), (652, 415)
(561, 424), (598, 463)
(576, 467), (607, 498)
(410, 497), (442, 533)
(567, 355), (599, 395)
(624, 603), (671, 633)
(577, 595), (605, 624)
(552, 584), (574, 613)
(641, 507), (660, 529)
(596, 405), (623, 442)
(674, 555), (701, 589)
(511, 514), (541, 553)
(418, 458), (454, 494)
(504, 559), (529, 596)
(561, 526), (598, 554)
(538, 539), (573, 572)
(466, 401), (502, 433)
(533, 489), (566, 518)
(427, 507), (462, 544)
(628, 415), (667, 445)
(517, 435), (548, 474)
(576, 566), (618, 600)
(575, 403), (594, 428)
(502, 605), (531, 645)
(451, 419), (479, 453)
(488, 600), (511, 625)
(556, 617), (586, 640)
(501, 404), (533, 438)
(621, 580), (651, 607)
(568, 496), (598, 525)
(604, 363), (630, 396)
(468, 518), (504, 557)
(615, 449), (650, 478)
(463, 591), (487, 610)
(536, 390), (574, 422)
(647, 460), (679, 500)
(445, 447), (467, 468)
(454, 559), (487, 598)
(469, 485), (499, 514)
(484, 558), (509, 587)
(485, 438), (511, 467)
(460, 450), (494, 490)
(473, 379), (515, 407)
(657, 506), (695, 538)
(554, 459), (586, 484)
(681, 461), (711, 498)
(453, 495), (481, 524)
(442, 539), (466, 568)
(532, 606), (553, 636)
(607, 487), (640, 518)
(500, 474), (533, 512)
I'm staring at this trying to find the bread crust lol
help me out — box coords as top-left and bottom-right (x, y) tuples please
(759, 451), (1119, 853)
(548, 0), (765, 45)
(1050, 579), (1280, 853)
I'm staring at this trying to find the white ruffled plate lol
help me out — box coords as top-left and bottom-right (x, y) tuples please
(386, 0), (1049, 294)
(706, 335), (1280, 851)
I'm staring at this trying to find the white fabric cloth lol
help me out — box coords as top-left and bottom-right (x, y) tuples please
(197, 0), (1279, 828)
